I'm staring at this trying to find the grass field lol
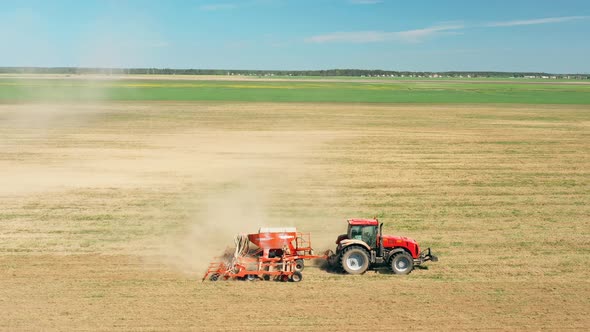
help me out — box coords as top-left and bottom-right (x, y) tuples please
(1, 77), (589, 330)
(1, 77), (590, 104)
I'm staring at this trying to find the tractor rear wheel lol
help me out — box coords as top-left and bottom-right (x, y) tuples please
(340, 246), (370, 274)
(390, 252), (414, 275)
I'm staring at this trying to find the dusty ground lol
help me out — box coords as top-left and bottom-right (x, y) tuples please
(1, 102), (589, 330)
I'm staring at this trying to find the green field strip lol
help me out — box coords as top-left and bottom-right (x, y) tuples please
(1, 79), (590, 104)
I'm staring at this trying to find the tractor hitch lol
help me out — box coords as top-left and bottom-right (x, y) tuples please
(415, 248), (438, 265)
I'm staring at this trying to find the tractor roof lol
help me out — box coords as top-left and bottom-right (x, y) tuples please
(348, 218), (379, 226)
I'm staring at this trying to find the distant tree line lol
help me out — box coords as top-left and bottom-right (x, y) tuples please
(0, 67), (588, 79)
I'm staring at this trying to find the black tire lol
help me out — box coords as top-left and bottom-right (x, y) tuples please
(209, 273), (220, 281)
(340, 246), (370, 275)
(390, 252), (414, 275)
(290, 271), (303, 282)
(245, 274), (257, 281)
(294, 259), (304, 272)
(326, 253), (343, 273)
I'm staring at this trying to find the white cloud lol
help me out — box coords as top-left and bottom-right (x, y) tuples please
(199, 3), (238, 11)
(305, 15), (590, 45)
(305, 24), (463, 44)
(485, 16), (589, 27)
(349, 0), (383, 4)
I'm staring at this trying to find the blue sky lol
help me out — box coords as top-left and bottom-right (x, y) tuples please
(1, 0), (589, 72)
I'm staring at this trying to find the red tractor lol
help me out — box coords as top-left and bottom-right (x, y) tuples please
(328, 218), (437, 275)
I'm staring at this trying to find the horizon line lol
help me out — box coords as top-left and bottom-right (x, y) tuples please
(0, 67), (589, 76)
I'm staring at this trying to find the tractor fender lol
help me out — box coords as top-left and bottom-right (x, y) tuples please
(384, 247), (409, 262)
(339, 239), (371, 252)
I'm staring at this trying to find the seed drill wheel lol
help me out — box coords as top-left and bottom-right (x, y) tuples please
(340, 246), (370, 274)
(390, 252), (414, 275)
(245, 274), (258, 281)
(294, 259), (304, 272)
(290, 271), (303, 282)
(209, 273), (220, 281)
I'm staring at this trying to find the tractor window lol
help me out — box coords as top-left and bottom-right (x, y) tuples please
(350, 226), (363, 240)
(362, 226), (377, 247)
(349, 225), (378, 247)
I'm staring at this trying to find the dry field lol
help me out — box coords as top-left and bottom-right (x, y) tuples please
(1, 102), (589, 331)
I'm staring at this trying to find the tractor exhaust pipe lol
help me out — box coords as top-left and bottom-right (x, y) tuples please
(378, 223), (384, 257)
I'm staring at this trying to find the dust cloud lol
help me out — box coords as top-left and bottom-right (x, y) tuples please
(155, 183), (269, 275)
(139, 130), (330, 275)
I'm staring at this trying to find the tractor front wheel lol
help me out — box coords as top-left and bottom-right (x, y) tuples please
(390, 252), (414, 275)
(340, 247), (370, 274)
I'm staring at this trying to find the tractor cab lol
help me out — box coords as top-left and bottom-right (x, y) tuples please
(347, 218), (379, 248)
